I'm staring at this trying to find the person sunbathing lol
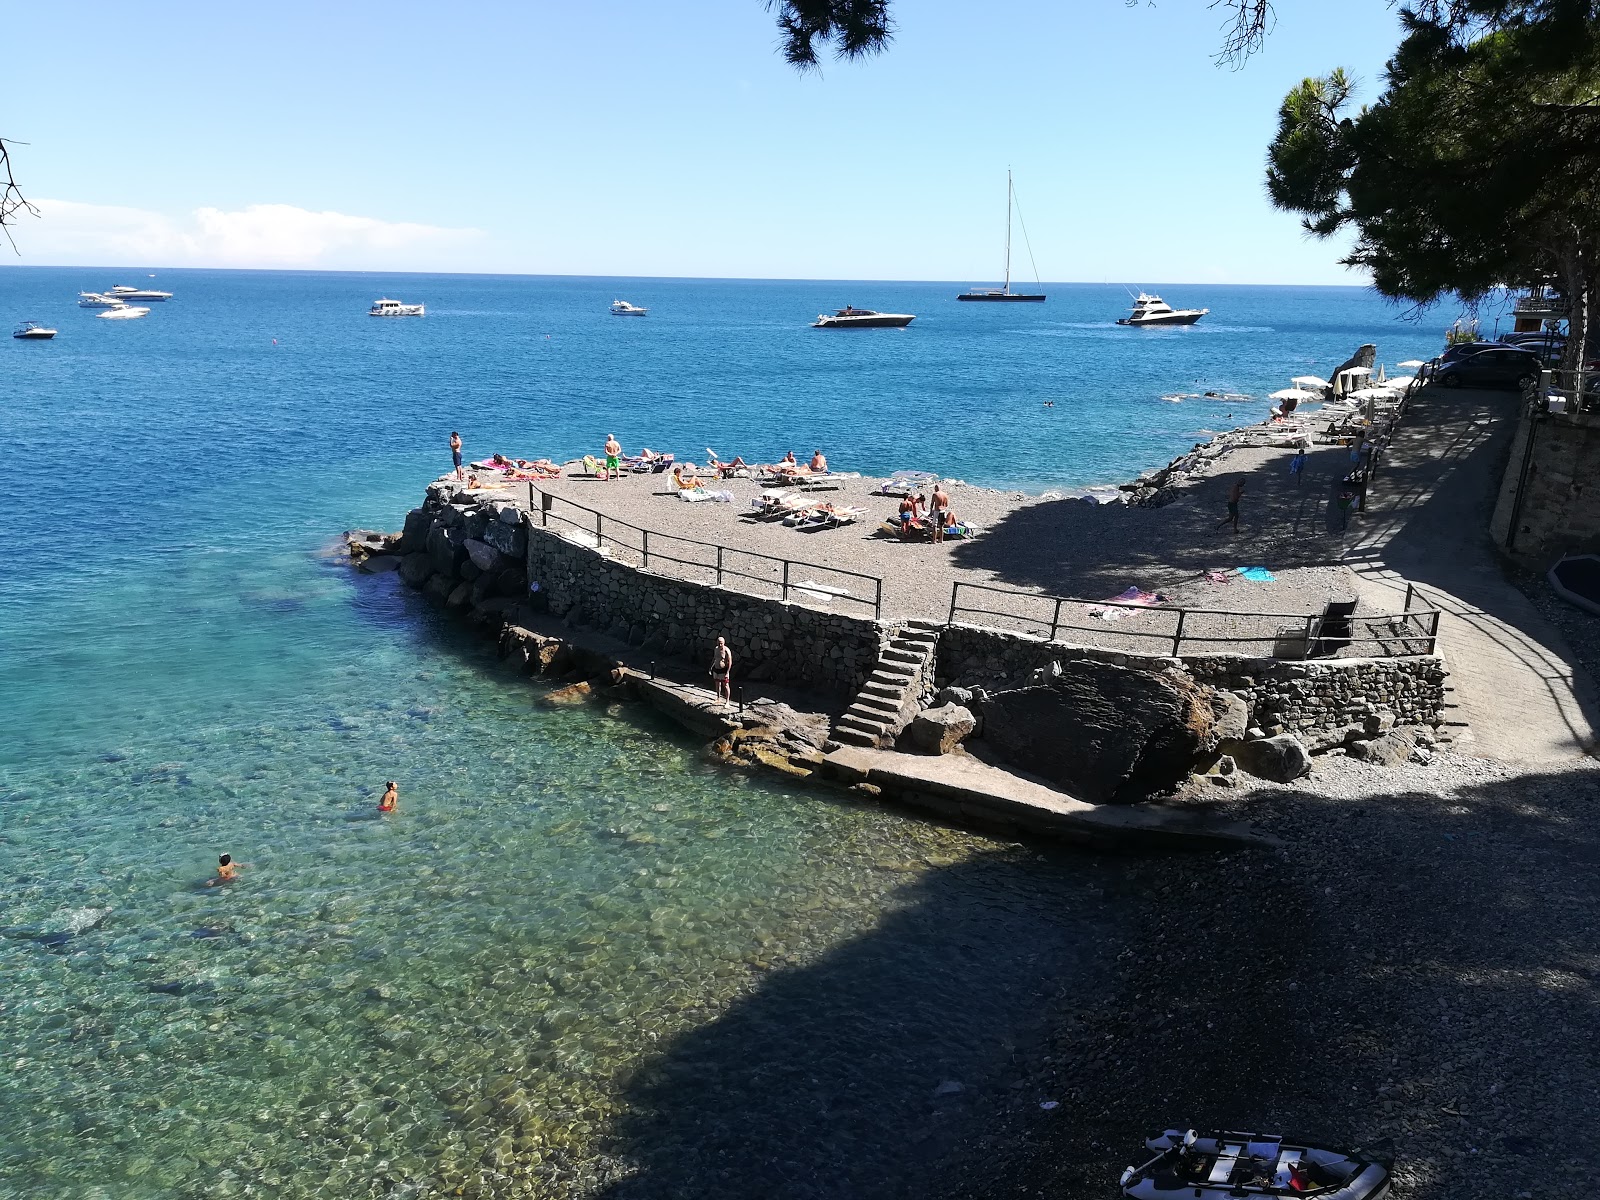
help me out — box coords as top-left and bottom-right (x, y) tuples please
(491, 453), (512, 468)
(672, 464), (700, 490)
(466, 473), (483, 490)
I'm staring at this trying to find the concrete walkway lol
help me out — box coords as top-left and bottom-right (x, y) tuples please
(1343, 385), (1600, 764)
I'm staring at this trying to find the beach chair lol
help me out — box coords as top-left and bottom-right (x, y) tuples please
(1307, 599), (1358, 657)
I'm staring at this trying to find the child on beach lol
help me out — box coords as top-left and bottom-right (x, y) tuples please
(1289, 447), (1307, 484)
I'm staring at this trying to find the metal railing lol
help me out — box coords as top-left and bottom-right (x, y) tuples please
(947, 580), (1440, 659)
(527, 484), (884, 618)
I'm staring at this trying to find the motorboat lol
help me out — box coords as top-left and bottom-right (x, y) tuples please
(610, 299), (648, 316)
(1116, 292), (1209, 326)
(1121, 1129), (1392, 1200)
(369, 298), (425, 317)
(12, 321), (57, 339)
(78, 292), (124, 308)
(98, 305), (151, 320)
(958, 169), (1046, 302)
(812, 307), (915, 329)
(107, 284), (173, 301)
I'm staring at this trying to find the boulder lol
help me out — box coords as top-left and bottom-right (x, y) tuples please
(358, 554), (402, 575)
(975, 658), (1220, 804)
(1347, 729), (1416, 767)
(426, 524), (464, 577)
(1364, 710), (1397, 737)
(399, 553), (434, 588)
(481, 518), (526, 558)
(463, 538), (502, 573)
(446, 581), (473, 610)
(935, 686), (974, 708)
(905, 704), (976, 755)
(1211, 691), (1250, 742)
(543, 681), (594, 705)
(1232, 733), (1313, 782)
(423, 574), (455, 606)
(399, 507), (433, 554)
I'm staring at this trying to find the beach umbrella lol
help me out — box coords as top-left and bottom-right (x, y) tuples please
(1270, 387), (1316, 401)
(1397, 359), (1426, 369)
(1291, 375), (1330, 389)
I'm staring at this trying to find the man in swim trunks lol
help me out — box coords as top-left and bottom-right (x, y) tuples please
(603, 435), (622, 482)
(378, 781), (398, 813)
(810, 449), (827, 473)
(709, 637), (733, 704)
(897, 494), (923, 536)
(450, 432), (463, 481)
(1214, 477), (1246, 534)
(929, 484), (952, 543)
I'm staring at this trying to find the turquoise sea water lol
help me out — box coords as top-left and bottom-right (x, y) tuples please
(0, 269), (1448, 1197)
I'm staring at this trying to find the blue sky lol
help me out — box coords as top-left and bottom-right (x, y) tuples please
(2, 1), (1412, 282)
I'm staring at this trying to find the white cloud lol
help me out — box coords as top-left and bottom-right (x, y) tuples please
(17, 199), (484, 270)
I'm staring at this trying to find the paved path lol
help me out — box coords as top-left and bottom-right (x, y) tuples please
(1343, 385), (1600, 763)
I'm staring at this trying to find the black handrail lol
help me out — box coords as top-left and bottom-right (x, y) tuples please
(948, 580), (1439, 658)
(527, 483), (884, 618)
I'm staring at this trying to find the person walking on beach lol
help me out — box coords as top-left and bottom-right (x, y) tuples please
(378, 781), (398, 814)
(450, 432), (464, 481)
(709, 637), (733, 705)
(1289, 446), (1307, 485)
(1215, 477), (1246, 534)
(603, 435), (622, 482)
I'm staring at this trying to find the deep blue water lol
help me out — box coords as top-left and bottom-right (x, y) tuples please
(0, 268), (1448, 1198)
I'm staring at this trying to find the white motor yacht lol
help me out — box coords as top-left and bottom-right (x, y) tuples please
(369, 298), (425, 317)
(1116, 292), (1208, 327)
(107, 285), (174, 301)
(79, 292), (124, 308)
(98, 305), (151, 320)
(13, 321), (58, 340)
(610, 299), (648, 316)
(812, 306), (916, 329)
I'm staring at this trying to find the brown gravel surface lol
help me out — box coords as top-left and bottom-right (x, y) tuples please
(931, 750), (1600, 1200)
(504, 433), (1400, 654)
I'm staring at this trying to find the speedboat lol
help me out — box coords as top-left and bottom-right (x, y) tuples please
(1121, 1129), (1391, 1199)
(610, 299), (648, 316)
(1116, 292), (1208, 326)
(107, 285), (173, 301)
(98, 305), (151, 320)
(369, 298), (425, 317)
(812, 307), (915, 329)
(12, 321), (57, 339)
(78, 292), (124, 308)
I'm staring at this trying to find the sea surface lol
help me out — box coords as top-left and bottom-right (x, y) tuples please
(0, 269), (1448, 1198)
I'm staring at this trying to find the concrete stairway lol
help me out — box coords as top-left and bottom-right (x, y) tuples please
(832, 619), (942, 748)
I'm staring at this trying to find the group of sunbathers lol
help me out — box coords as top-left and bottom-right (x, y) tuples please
(893, 484), (956, 542)
(471, 453), (563, 481)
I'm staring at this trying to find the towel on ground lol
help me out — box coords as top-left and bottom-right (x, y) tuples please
(1236, 566), (1277, 582)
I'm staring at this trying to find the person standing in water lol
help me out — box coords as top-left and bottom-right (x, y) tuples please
(378, 781), (398, 814)
(709, 637), (733, 705)
(449, 431), (464, 481)
(207, 854), (239, 887)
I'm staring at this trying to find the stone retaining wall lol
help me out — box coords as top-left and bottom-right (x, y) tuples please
(938, 622), (1446, 734)
(523, 525), (883, 698)
(1490, 408), (1600, 566)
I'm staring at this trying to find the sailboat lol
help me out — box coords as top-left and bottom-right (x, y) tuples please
(958, 170), (1046, 302)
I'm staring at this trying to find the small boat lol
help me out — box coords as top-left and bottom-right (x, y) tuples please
(12, 320), (57, 339)
(1117, 292), (1208, 326)
(107, 284), (173, 301)
(812, 306), (915, 329)
(369, 298), (425, 317)
(958, 170), (1046, 302)
(98, 305), (151, 320)
(78, 292), (124, 308)
(610, 299), (648, 316)
(1121, 1129), (1392, 1200)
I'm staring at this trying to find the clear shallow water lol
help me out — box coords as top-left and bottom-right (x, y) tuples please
(0, 269), (1447, 1197)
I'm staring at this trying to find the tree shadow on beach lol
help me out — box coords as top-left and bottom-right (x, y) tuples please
(593, 846), (1124, 1200)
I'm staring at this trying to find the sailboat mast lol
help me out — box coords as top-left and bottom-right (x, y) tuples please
(1003, 169), (1013, 294)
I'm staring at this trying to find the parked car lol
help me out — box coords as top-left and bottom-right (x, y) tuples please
(1433, 346), (1543, 390)
(1436, 340), (1501, 365)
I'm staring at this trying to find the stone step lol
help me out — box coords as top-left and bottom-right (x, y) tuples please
(845, 700), (893, 722)
(904, 618), (944, 631)
(881, 647), (924, 665)
(837, 710), (891, 734)
(890, 637), (935, 654)
(862, 680), (904, 699)
(855, 692), (901, 714)
(873, 661), (917, 679)
(830, 726), (878, 747)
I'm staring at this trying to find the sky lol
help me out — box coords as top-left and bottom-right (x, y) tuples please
(1, 1), (1414, 283)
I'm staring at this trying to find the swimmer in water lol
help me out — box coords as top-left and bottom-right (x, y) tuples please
(378, 781), (398, 813)
(207, 854), (238, 887)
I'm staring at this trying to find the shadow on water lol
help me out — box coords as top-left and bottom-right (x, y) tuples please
(595, 846), (1124, 1200)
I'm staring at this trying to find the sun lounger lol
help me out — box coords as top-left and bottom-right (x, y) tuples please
(793, 505), (866, 532)
(792, 473), (846, 492)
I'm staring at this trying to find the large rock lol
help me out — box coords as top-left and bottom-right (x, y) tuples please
(975, 658), (1220, 804)
(358, 553), (402, 574)
(1347, 729), (1415, 767)
(905, 704), (976, 755)
(463, 538), (502, 573)
(1211, 691), (1250, 742)
(399, 507), (433, 554)
(1232, 733), (1313, 782)
(399, 552), (434, 588)
(426, 524), (465, 577)
(481, 518), (526, 558)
